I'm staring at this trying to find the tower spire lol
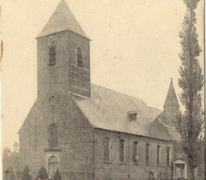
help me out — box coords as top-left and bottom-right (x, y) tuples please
(36, 0), (89, 39)
(164, 78), (179, 111)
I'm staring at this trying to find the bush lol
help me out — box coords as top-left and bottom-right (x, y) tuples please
(53, 168), (61, 180)
(5, 167), (16, 180)
(36, 167), (48, 180)
(21, 166), (32, 180)
(148, 171), (155, 180)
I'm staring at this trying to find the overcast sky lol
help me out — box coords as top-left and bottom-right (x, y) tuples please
(1, 0), (204, 150)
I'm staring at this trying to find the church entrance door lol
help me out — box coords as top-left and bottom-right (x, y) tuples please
(48, 156), (58, 178)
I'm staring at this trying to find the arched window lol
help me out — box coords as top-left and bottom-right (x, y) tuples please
(166, 147), (171, 166)
(146, 143), (150, 164)
(103, 137), (111, 161)
(157, 145), (161, 165)
(133, 141), (138, 163)
(77, 47), (83, 67)
(48, 123), (58, 148)
(119, 139), (125, 162)
(49, 47), (56, 66)
(48, 156), (58, 178)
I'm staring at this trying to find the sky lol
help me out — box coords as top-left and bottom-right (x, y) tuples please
(1, 0), (204, 150)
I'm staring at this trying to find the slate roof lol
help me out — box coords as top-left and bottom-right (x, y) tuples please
(148, 118), (173, 141)
(164, 79), (179, 107)
(154, 115), (181, 141)
(36, 0), (90, 39)
(166, 127), (181, 141)
(157, 111), (175, 127)
(71, 84), (173, 141)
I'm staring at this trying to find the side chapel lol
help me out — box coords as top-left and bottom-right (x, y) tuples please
(17, 0), (188, 179)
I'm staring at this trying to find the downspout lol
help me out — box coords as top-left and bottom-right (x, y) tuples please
(93, 128), (95, 180)
(128, 134), (131, 179)
(35, 117), (37, 171)
(171, 141), (174, 180)
(166, 141), (168, 180)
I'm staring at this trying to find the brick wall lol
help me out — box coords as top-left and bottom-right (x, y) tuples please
(19, 95), (95, 179)
(37, 30), (91, 98)
(37, 31), (69, 97)
(68, 31), (91, 97)
(58, 95), (94, 179)
(94, 128), (174, 180)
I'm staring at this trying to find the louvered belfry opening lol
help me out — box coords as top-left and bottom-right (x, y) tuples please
(77, 47), (83, 67)
(49, 46), (56, 66)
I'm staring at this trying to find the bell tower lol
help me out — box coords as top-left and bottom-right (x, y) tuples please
(36, 0), (91, 98)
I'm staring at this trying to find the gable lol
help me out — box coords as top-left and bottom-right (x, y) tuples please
(18, 99), (38, 134)
(18, 95), (94, 135)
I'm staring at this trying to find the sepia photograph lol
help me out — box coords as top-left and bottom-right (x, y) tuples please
(1, 0), (205, 180)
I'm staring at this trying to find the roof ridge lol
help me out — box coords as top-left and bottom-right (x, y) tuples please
(148, 106), (162, 112)
(91, 83), (148, 107)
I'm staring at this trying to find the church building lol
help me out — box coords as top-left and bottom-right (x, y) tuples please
(17, 1), (187, 179)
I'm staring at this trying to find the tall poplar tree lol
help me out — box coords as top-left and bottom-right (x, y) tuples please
(174, 0), (204, 180)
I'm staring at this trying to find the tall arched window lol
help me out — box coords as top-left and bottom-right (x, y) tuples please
(48, 123), (58, 148)
(157, 145), (161, 165)
(103, 137), (111, 161)
(166, 147), (171, 166)
(77, 47), (83, 67)
(133, 141), (138, 163)
(49, 47), (56, 66)
(146, 143), (150, 164)
(48, 156), (58, 178)
(119, 139), (125, 162)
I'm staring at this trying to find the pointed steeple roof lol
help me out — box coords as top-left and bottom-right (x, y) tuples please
(36, 0), (90, 39)
(164, 78), (179, 107)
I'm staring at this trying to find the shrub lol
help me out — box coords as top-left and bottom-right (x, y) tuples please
(53, 168), (61, 180)
(5, 167), (16, 180)
(21, 166), (32, 180)
(36, 167), (48, 180)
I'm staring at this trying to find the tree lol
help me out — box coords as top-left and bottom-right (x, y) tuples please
(174, 0), (204, 180)
(5, 167), (16, 180)
(13, 142), (19, 155)
(3, 147), (12, 158)
(36, 167), (48, 180)
(21, 166), (32, 180)
(53, 168), (61, 180)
